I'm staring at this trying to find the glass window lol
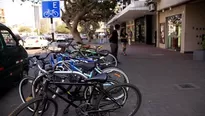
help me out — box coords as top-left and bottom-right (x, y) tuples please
(0, 30), (16, 47)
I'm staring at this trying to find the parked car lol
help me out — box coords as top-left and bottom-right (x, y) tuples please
(55, 34), (67, 42)
(80, 34), (88, 40)
(23, 36), (49, 49)
(0, 23), (29, 90)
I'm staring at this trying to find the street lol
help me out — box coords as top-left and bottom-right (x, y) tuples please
(1, 44), (205, 116)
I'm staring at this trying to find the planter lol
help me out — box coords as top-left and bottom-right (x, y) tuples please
(193, 50), (205, 61)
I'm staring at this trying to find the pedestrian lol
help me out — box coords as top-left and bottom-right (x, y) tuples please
(120, 28), (128, 55)
(128, 29), (132, 45)
(109, 24), (120, 62)
(99, 35), (104, 44)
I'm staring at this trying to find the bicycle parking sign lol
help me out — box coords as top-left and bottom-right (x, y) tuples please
(42, 0), (60, 18)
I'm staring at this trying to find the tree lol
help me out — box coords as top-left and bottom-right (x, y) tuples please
(39, 19), (49, 34)
(34, 29), (38, 33)
(18, 26), (32, 33)
(61, 0), (117, 43)
(79, 20), (100, 42)
(55, 24), (70, 33)
(39, 28), (47, 34)
(20, 0), (117, 43)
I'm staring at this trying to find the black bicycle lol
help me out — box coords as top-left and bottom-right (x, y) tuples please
(10, 73), (142, 116)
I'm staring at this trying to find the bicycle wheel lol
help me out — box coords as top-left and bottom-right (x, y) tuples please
(9, 97), (58, 116)
(98, 49), (111, 54)
(19, 78), (33, 103)
(101, 67), (129, 84)
(93, 83), (142, 116)
(83, 79), (120, 101)
(99, 53), (117, 68)
(19, 75), (44, 112)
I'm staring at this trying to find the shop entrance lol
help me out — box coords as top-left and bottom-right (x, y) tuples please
(167, 14), (182, 51)
(135, 18), (145, 43)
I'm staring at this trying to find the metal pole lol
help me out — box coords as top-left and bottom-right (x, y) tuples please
(50, 18), (55, 41)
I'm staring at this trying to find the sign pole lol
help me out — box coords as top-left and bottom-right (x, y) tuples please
(42, 0), (60, 41)
(50, 18), (54, 41)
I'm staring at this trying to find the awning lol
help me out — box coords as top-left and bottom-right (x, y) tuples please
(106, 14), (119, 25)
(107, 1), (154, 25)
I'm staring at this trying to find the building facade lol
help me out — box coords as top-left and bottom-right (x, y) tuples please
(107, 0), (156, 45)
(147, 0), (205, 53)
(0, 8), (5, 24)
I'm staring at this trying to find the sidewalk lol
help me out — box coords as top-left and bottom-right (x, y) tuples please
(100, 43), (205, 116)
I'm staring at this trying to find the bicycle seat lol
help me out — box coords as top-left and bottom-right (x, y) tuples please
(57, 43), (68, 48)
(75, 62), (96, 71)
(98, 52), (108, 56)
(82, 44), (91, 49)
(85, 73), (108, 83)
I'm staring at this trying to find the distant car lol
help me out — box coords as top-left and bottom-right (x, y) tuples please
(24, 36), (49, 49)
(48, 41), (61, 51)
(0, 23), (28, 90)
(80, 34), (88, 40)
(55, 34), (67, 42)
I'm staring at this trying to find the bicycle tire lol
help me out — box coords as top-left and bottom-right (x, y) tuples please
(101, 67), (129, 84)
(83, 79), (123, 101)
(105, 53), (117, 67)
(9, 97), (58, 116)
(94, 83), (142, 116)
(19, 75), (45, 112)
(19, 78), (33, 104)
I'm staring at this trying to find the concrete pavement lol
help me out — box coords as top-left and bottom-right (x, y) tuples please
(107, 43), (205, 116)
(0, 43), (205, 116)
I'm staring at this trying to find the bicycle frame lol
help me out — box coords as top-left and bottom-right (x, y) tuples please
(50, 54), (102, 78)
(41, 78), (122, 113)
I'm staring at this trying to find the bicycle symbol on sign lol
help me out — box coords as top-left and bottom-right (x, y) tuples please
(43, 9), (59, 18)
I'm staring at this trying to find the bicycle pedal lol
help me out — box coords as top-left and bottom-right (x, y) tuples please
(25, 96), (33, 102)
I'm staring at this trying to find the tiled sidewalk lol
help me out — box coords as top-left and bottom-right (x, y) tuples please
(101, 43), (205, 116)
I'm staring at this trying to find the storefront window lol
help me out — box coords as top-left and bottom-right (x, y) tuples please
(135, 18), (145, 43)
(160, 23), (165, 44)
(126, 20), (134, 42)
(167, 14), (182, 51)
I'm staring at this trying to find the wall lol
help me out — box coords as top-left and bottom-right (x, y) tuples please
(152, 14), (156, 44)
(157, 5), (186, 51)
(157, 0), (190, 10)
(184, 0), (205, 52)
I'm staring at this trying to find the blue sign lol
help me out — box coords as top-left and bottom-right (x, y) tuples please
(42, 0), (60, 18)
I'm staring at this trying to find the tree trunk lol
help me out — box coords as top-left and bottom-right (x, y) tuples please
(71, 28), (82, 43)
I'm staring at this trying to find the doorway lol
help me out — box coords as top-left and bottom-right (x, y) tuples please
(167, 14), (182, 51)
(135, 19), (145, 43)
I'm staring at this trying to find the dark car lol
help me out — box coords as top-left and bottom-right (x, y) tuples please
(0, 23), (28, 90)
